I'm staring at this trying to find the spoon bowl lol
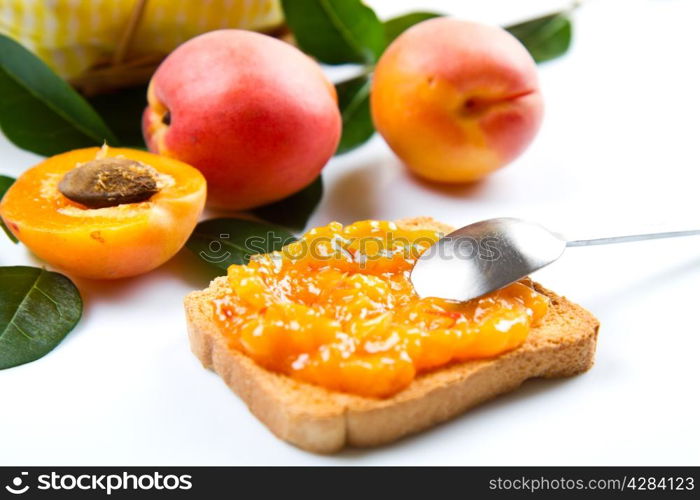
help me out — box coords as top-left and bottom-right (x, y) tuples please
(410, 218), (567, 302)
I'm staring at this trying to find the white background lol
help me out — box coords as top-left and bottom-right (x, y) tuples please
(1, 0), (699, 465)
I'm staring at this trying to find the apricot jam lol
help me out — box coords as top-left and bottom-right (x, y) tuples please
(213, 221), (548, 398)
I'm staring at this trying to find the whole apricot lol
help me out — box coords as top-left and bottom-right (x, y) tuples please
(0, 147), (206, 279)
(143, 29), (341, 210)
(371, 18), (544, 183)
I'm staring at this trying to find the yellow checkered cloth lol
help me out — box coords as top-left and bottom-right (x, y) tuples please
(0, 0), (283, 79)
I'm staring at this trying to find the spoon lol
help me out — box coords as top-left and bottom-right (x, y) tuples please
(410, 217), (700, 302)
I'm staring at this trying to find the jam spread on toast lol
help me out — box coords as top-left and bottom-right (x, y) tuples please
(213, 221), (548, 398)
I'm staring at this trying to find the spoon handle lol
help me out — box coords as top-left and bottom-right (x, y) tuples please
(566, 229), (700, 247)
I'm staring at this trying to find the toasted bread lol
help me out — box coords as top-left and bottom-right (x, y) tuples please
(184, 217), (600, 453)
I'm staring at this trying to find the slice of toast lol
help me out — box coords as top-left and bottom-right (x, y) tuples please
(184, 217), (599, 453)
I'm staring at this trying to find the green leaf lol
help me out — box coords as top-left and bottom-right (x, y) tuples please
(0, 266), (82, 369)
(335, 75), (374, 154)
(281, 0), (385, 64)
(253, 176), (323, 231)
(87, 85), (148, 149)
(506, 12), (572, 63)
(187, 218), (297, 271)
(0, 175), (18, 243)
(384, 11), (443, 45)
(0, 34), (119, 156)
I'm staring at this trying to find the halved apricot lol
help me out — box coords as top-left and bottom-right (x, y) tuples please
(0, 147), (206, 279)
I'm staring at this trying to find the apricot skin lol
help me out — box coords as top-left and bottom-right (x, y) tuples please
(371, 18), (544, 183)
(0, 148), (206, 280)
(143, 29), (341, 210)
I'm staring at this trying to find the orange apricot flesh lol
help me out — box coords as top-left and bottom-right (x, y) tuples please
(0, 147), (206, 279)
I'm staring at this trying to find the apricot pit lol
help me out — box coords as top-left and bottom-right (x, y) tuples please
(58, 157), (160, 209)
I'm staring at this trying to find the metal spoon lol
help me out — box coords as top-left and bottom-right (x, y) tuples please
(410, 217), (700, 302)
